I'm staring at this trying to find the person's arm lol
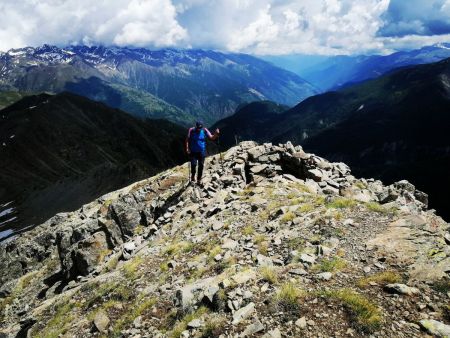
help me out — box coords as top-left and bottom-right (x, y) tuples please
(205, 128), (220, 141)
(185, 128), (192, 154)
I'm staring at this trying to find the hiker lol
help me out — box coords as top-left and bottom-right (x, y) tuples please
(185, 121), (220, 185)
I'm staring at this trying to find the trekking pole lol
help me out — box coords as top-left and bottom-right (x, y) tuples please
(187, 152), (191, 185)
(217, 135), (224, 166)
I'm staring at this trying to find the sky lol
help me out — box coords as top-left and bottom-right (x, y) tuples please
(1, 0), (450, 55)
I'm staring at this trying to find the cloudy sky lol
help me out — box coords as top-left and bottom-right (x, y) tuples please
(1, 0), (450, 55)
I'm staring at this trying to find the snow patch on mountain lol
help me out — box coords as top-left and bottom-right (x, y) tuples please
(248, 88), (266, 99)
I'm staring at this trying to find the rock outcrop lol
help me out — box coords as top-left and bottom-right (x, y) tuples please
(1, 141), (449, 337)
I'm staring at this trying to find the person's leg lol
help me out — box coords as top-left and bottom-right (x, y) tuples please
(190, 153), (197, 182)
(197, 152), (205, 183)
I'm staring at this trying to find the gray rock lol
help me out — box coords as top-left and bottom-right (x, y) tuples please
(295, 316), (307, 329)
(93, 310), (110, 333)
(73, 231), (110, 277)
(419, 319), (450, 337)
(307, 169), (324, 182)
(262, 328), (282, 338)
(211, 220), (223, 231)
(256, 254), (273, 266)
(444, 233), (450, 245)
(248, 145), (266, 160)
(317, 272), (332, 280)
(187, 318), (203, 329)
(414, 190), (428, 207)
(204, 285), (220, 303)
(322, 186), (339, 195)
(232, 302), (255, 325)
(289, 268), (308, 276)
(394, 180), (415, 193)
(123, 241), (136, 260)
(241, 319), (264, 337)
(384, 284), (420, 296)
(231, 270), (257, 285)
(299, 253), (316, 265)
(109, 194), (143, 236)
(222, 239), (238, 250)
(250, 164), (268, 174)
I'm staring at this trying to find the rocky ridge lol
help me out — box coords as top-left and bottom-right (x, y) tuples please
(1, 141), (449, 337)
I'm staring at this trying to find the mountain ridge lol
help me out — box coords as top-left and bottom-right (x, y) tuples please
(1, 141), (449, 337)
(212, 57), (450, 221)
(264, 43), (450, 91)
(0, 44), (318, 125)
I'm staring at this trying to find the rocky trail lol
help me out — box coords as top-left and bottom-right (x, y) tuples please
(1, 141), (449, 338)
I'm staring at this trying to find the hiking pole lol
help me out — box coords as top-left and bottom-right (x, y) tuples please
(217, 134), (224, 166)
(187, 152), (191, 186)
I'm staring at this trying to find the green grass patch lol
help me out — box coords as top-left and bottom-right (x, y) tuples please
(200, 315), (227, 338)
(354, 181), (367, 189)
(123, 255), (144, 279)
(287, 237), (305, 251)
(357, 271), (402, 288)
(432, 279), (450, 294)
(297, 203), (314, 213)
(83, 281), (134, 310)
(327, 198), (357, 209)
(273, 282), (305, 311)
(259, 266), (279, 284)
(280, 211), (296, 224)
(312, 257), (347, 273)
(242, 225), (255, 236)
(207, 245), (222, 263)
(319, 288), (382, 332)
(365, 202), (390, 214)
(111, 296), (157, 336)
(34, 301), (77, 338)
(169, 306), (209, 338)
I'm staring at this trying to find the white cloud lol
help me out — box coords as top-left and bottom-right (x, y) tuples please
(0, 0), (187, 51)
(0, 0), (449, 55)
(175, 0), (392, 55)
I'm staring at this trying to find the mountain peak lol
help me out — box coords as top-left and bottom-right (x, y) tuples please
(2, 140), (448, 337)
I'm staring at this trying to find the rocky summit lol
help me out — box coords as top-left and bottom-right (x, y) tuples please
(1, 141), (449, 338)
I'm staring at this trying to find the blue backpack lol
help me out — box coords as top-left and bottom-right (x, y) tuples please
(189, 128), (207, 153)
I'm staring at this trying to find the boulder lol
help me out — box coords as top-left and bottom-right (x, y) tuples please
(419, 319), (450, 337)
(109, 194), (143, 236)
(73, 231), (110, 276)
(232, 302), (255, 325)
(247, 146), (266, 161)
(299, 253), (316, 265)
(241, 319), (264, 336)
(384, 284), (420, 296)
(93, 310), (110, 333)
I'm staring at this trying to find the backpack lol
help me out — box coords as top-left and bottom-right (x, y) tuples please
(189, 128), (207, 153)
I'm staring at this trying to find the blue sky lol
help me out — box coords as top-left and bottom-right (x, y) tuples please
(1, 0), (450, 55)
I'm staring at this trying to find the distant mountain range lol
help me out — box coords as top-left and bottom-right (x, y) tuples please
(0, 45), (317, 125)
(0, 92), (186, 237)
(213, 57), (450, 220)
(263, 43), (450, 91)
